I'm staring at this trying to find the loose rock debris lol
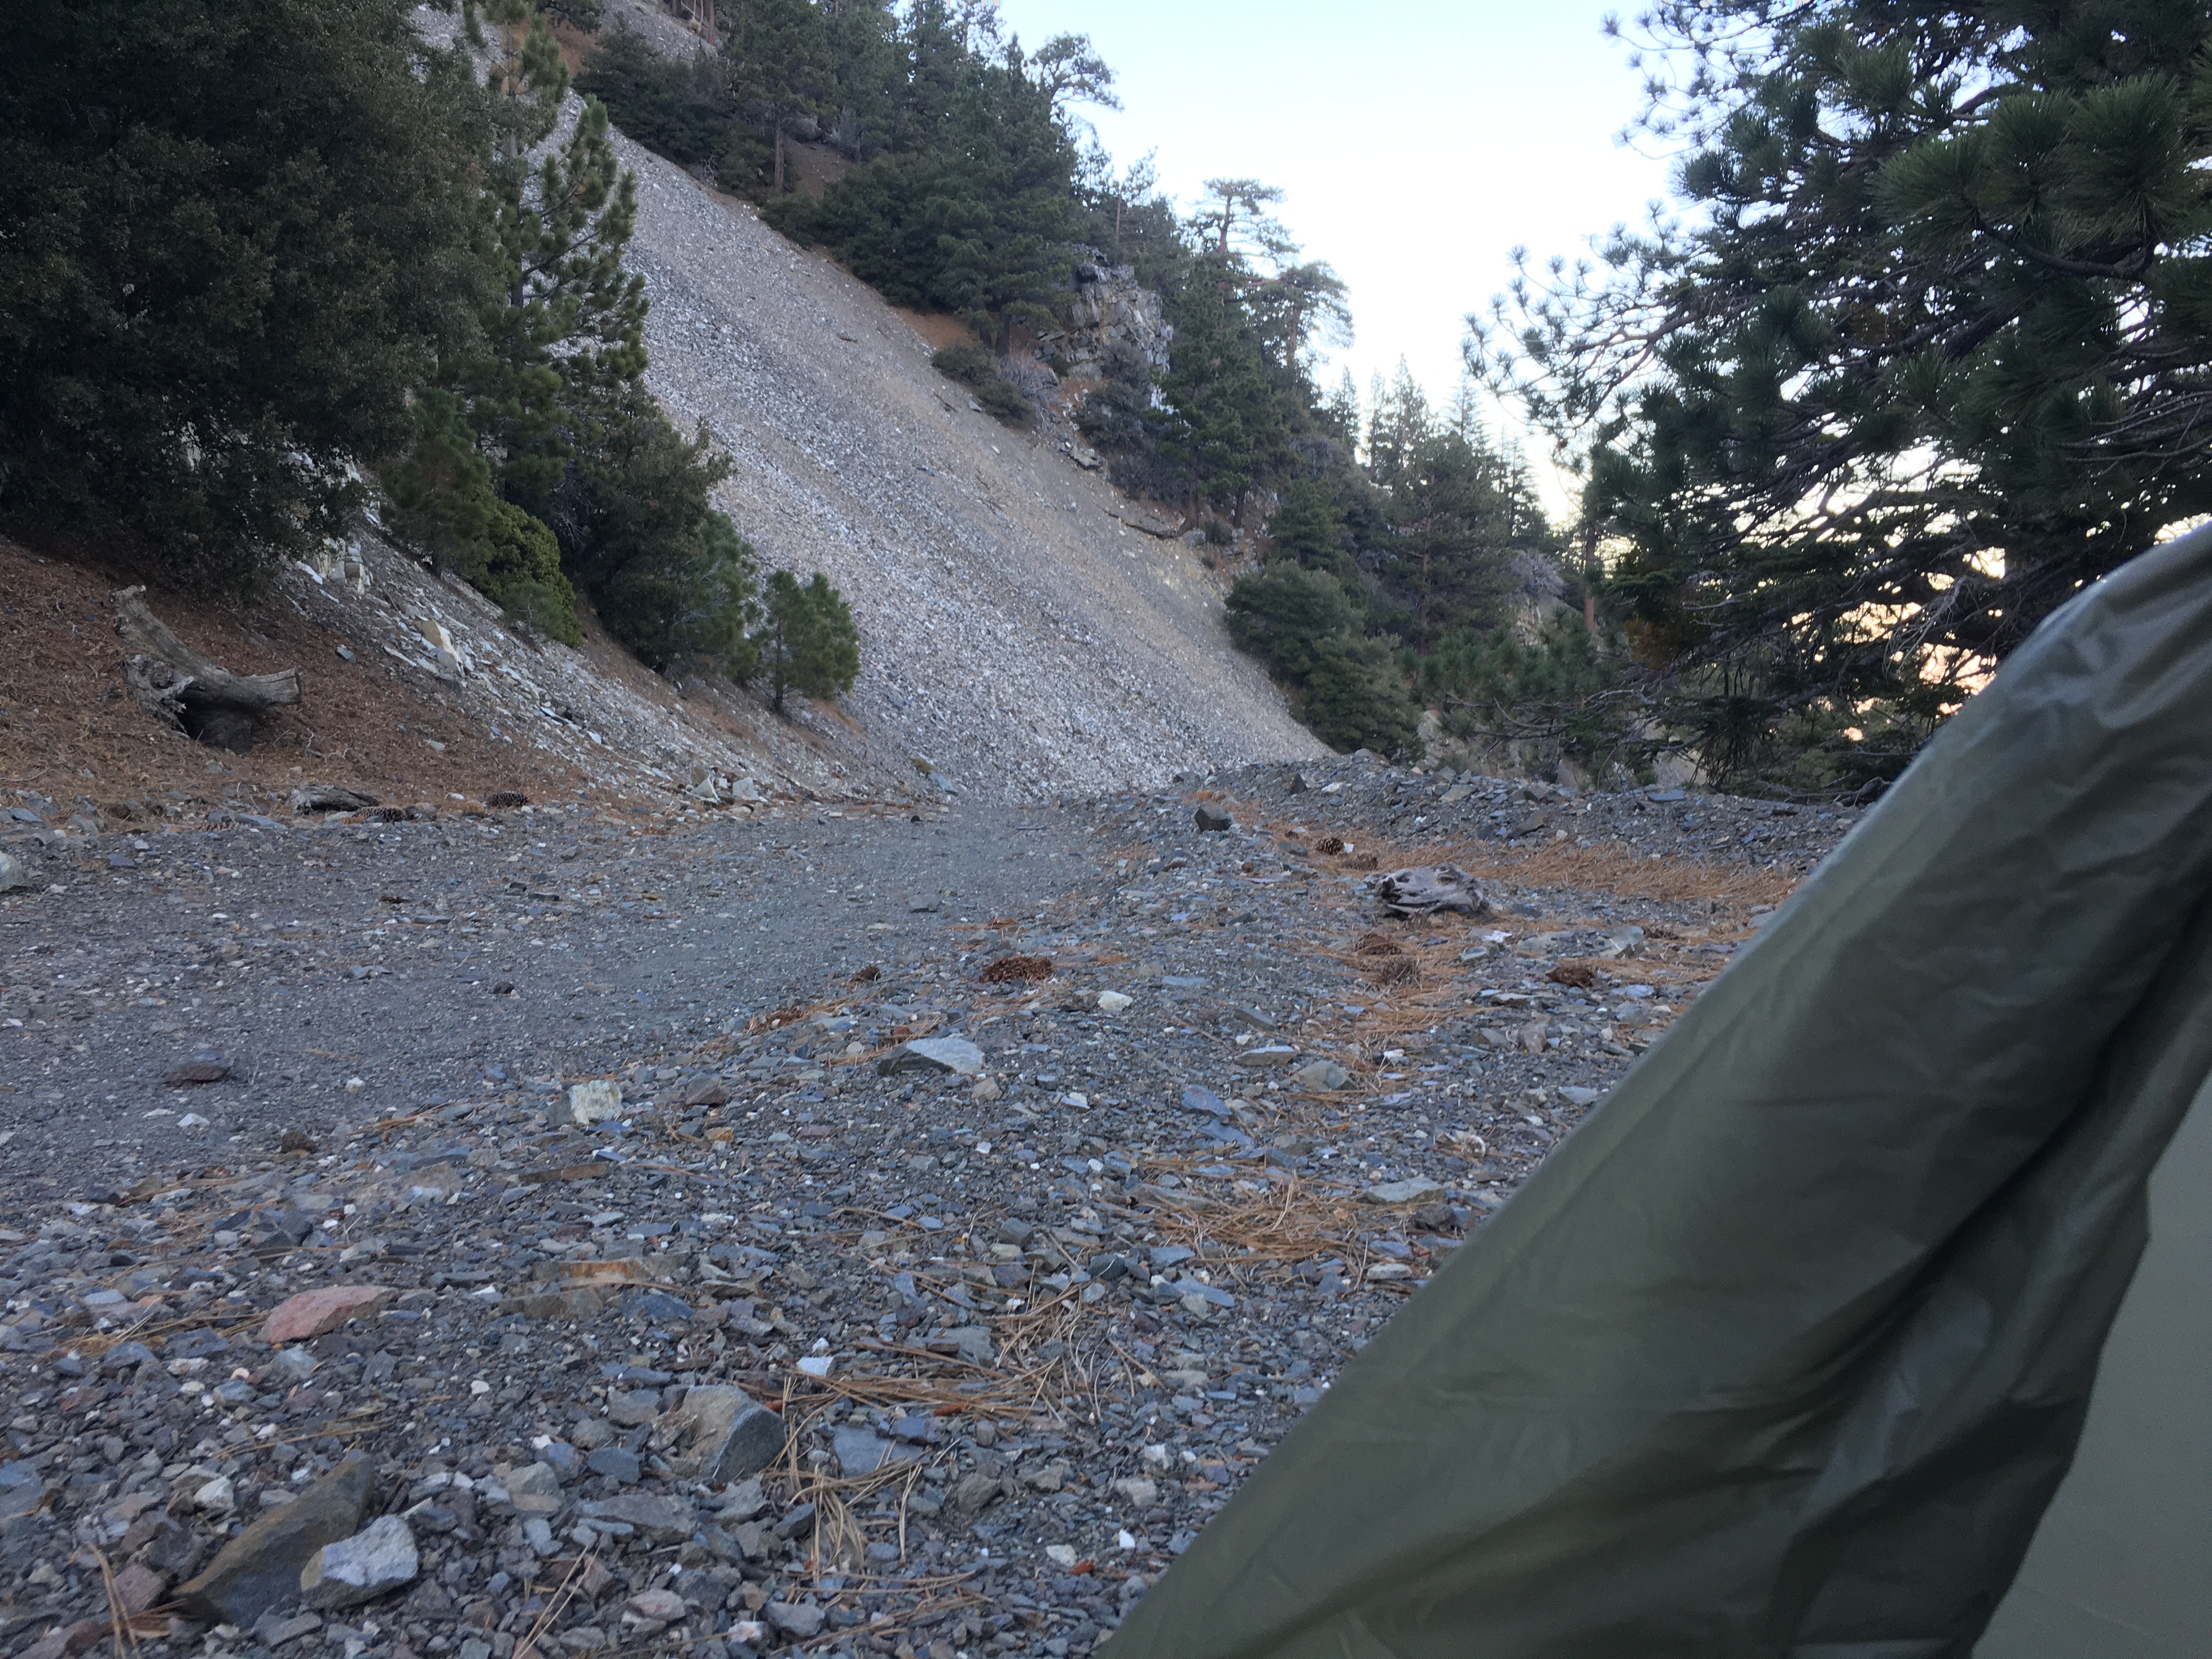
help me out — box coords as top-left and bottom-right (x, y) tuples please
(0, 752), (1856, 1659)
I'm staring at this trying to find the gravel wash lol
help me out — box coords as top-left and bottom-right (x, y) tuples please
(0, 758), (1852, 1659)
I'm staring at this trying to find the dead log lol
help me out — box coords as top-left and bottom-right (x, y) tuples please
(1372, 864), (1493, 918)
(112, 585), (301, 752)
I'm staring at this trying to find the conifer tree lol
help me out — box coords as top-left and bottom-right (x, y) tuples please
(465, 93), (649, 499)
(1477, 0), (2212, 789)
(0, 0), (488, 588)
(753, 569), (860, 712)
(725, 0), (832, 193)
(929, 46), (1078, 351)
(1161, 257), (1285, 525)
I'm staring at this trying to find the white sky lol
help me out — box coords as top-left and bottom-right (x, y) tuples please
(992, 0), (1680, 515)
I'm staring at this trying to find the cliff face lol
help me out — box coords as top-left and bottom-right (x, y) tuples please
(613, 137), (1326, 798)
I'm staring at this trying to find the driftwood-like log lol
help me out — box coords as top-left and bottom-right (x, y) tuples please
(1373, 864), (1493, 918)
(112, 585), (301, 753)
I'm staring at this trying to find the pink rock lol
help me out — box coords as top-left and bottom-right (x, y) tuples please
(261, 1286), (393, 1345)
(114, 1562), (167, 1615)
(625, 1587), (689, 1623)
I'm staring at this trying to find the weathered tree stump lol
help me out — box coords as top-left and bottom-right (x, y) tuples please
(112, 586), (301, 752)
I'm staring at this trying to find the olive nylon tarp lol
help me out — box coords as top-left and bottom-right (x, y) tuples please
(1109, 525), (2212, 1659)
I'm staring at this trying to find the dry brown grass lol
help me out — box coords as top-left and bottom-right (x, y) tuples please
(0, 534), (586, 807)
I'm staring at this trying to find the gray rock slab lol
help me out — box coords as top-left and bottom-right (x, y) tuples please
(876, 1037), (984, 1077)
(658, 1386), (786, 1482)
(178, 1453), (375, 1625)
(299, 1514), (418, 1611)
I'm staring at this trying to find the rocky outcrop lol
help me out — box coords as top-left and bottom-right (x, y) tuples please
(1039, 251), (1173, 381)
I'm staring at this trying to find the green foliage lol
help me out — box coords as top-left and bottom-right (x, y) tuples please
(1160, 257), (1284, 523)
(1418, 614), (1641, 781)
(768, 45), (1079, 349)
(540, 0), (602, 29)
(537, 390), (762, 678)
(1266, 477), (1361, 592)
(577, 24), (731, 167)
(465, 93), (647, 501)
(0, 0), (488, 590)
(752, 569), (860, 713)
(930, 341), (996, 385)
(1224, 563), (1420, 757)
(724, 0), (832, 194)
(382, 391), (499, 576)
(473, 499), (581, 645)
(930, 340), (1031, 426)
(1476, 0), (2212, 791)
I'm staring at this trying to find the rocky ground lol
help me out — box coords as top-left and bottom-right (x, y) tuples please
(0, 756), (1853, 1659)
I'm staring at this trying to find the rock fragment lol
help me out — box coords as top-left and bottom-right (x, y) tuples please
(658, 1386), (786, 1482)
(261, 1285), (393, 1344)
(299, 1514), (419, 1610)
(876, 1037), (985, 1077)
(177, 1453), (375, 1625)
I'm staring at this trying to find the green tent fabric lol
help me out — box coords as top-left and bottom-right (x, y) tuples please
(1108, 524), (2212, 1659)
(1974, 1069), (2212, 1655)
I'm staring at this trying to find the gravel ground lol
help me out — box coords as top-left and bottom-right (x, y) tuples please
(0, 762), (1852, 1659)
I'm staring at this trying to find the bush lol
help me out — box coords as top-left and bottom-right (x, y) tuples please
(473, 499), (580, 645)
(381, 391), (499, 574)
(930, 341), (1031, 427)
(0, 0), (489, 591)
(1226, 563), (1421, 757)
(930, 341), (994, 385)
(526, 390), (761, 678)
(752, 569), (859, 713)
(575, 24), (732, 168)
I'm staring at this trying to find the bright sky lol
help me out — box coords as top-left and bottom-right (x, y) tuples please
(993, 0), (1679, 515)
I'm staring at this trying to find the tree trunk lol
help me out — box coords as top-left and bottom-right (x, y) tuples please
(112, 585), (301, 753)
(995, 311), (1012, 356)
(773, 119), (785, 194)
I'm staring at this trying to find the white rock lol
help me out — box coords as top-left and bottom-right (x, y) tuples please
(564, 1080), (624, 1124)
(0, 852), (29, 893)
(1096, 990), (1132, 1013)
(300, 1514), (419, 1610)
(189, 1475), (235, 1513)
(1362, 1178), (1448, 1206)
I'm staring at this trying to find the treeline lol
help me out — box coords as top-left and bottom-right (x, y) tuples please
(0, 0), (857, 712)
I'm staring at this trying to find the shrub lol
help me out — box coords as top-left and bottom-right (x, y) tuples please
(930, 341), (1031, 427)
(575, 24), (731, 168)
(526, 390), (761, 678)
(931, 341), (996, 386)
(1226, 563), (1421, 757)
(752, 569), (859, 713)
(1, 0), (489, 591)
(473, 499), (580, 645)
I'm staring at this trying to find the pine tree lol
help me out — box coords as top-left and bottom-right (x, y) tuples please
(928, 45), (1078, 351)
(821, 0), (897, 155)
(753, 569), (860, 712)
(465, 92), (649, 500)
(1477, 0), (2212, 789)
(1266, 479), (1362, 596)
(725, 0), (832, 194)
(0, 0), (489, 588)
(1161, 257), (1285, 525)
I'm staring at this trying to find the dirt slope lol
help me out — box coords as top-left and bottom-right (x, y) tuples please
(613, 136), (1328, 797)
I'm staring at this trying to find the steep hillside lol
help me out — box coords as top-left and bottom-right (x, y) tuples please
(609, 134), (1328, 795)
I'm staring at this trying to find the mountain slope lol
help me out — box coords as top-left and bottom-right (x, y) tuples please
(612, 133), (1328, 796)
